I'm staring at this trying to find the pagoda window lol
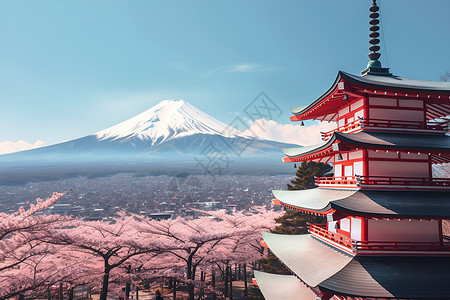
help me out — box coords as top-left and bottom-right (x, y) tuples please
(334, 164), (342, 178)
(333, 150), (365, 178)
(368, 96), (426, 125)
(338, 106), (350, 117)
(369, 107), (425, 122)
(354, 109), (364, 120)
(398, 99), (424, 108)
(344, 165), (353, 178)
(399, 152), (428, 160)
(354, 161), (363, 176)
(367, 219), (440, 243)
(337, 217), (351, 237)
(340, 218), (350, 231)
(350, 217), (362, 240)
(328, 220), (338, 233)
(369, 97), (397, 107)
(368, 160), (430, 178)
(351, 99), (364, 111)
(333, 99), (367, 134)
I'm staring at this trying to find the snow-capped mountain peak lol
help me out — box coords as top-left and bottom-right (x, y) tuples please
(95, 100), (239, 145)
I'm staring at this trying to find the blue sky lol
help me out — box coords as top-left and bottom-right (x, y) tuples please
(1, 0), (449, 150)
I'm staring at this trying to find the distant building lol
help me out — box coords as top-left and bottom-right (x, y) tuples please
(148, 212), (172, 220)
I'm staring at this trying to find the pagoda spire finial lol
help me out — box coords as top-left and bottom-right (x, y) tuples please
(361, 0), (392, 76)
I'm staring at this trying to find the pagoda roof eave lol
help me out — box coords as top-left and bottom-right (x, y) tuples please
(290, 71), (343, 115)
(273, 188), (450, 218)
(334, 131), (450, 152)
(283, 131), (450, 159)
(272, 188), (351, 213)
(321, 255), (450, 299)
(342, 71), (450, 94)
(263, 233), (450, 299)
(290, 71), (450, 118)
(253, 271), (316, 300)
(282, 138), (334, 158)
(261, 233), (353, 288)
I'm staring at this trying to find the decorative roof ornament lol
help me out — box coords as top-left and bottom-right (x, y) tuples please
(361, 0), (392, 76)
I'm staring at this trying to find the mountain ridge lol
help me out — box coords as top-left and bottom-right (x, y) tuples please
(95, 99), (249, 145)
(0, 100), (300, 184)
(3, 99), (296, 158)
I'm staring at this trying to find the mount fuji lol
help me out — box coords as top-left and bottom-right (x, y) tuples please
(0, 100), (300, 184)
(96, 99), (239, 145)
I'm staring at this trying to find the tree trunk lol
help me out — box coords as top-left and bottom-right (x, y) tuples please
(224, 265), (229, 298)
(68, 287), (74, 300)
(200, 271), (205, 299)
(125, 282), (131, 300)
(187, 259), (194, 300)
(212, 270), (216, 300)
(238, 264), (241, 281)
(59, 282), (63, 300)
(19, 294), (25, 300)
(229, 266), (233, 300)
(172, 279), (176, 300)
(244, 264), (248, 298)
(47, 288), (51, 300)
(100, 272), (110, 300)
(136, 285), (139, 300)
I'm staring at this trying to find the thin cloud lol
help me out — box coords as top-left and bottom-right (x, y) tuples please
(0, 140), (46, 155)
(205, 64), (265, 77)
(224, 64), (257, 72)
(241, 119), (336, 146)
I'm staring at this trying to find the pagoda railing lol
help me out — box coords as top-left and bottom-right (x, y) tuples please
(321, 117), (448, 140)
(356, 175), (450, 187)
(308, 223), (450, 253)
(353, 240), (450, 252)
(315, 176), (358, 186)
(307, 223), (354, 249)
(321, 118), (362, 140)
(315, 176), (450, 188)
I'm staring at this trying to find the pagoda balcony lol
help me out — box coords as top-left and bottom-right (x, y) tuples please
(315, 175), (450, 190)
(308, 223), (450, 255)
(321, 117), (448, 141)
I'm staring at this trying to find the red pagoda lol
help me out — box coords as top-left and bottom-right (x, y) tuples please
(254, 1), (450, 299)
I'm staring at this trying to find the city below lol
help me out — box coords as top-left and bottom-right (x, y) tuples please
(0, 173), (289, 220)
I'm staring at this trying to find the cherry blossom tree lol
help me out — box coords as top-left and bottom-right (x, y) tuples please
(133, 207), (281, 300)
(110, 253), (179, 299)
(1, 189), (282, 300)
(0, 192), (67, 299)
(46, 212), (176, 300)
(201, 207), (281, 298)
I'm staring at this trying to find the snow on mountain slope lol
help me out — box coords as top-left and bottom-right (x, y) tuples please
(1, 99), (299, 161)
(96, 100), (241, 145)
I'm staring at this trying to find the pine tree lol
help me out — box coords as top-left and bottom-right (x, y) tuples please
(271, 210), (325, 235)
(287, 161), (332, 190)
(259, 162), (330, 274)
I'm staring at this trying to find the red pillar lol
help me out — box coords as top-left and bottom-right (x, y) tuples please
(360, 217), (368, 242)
(362, 149), (369, 178)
